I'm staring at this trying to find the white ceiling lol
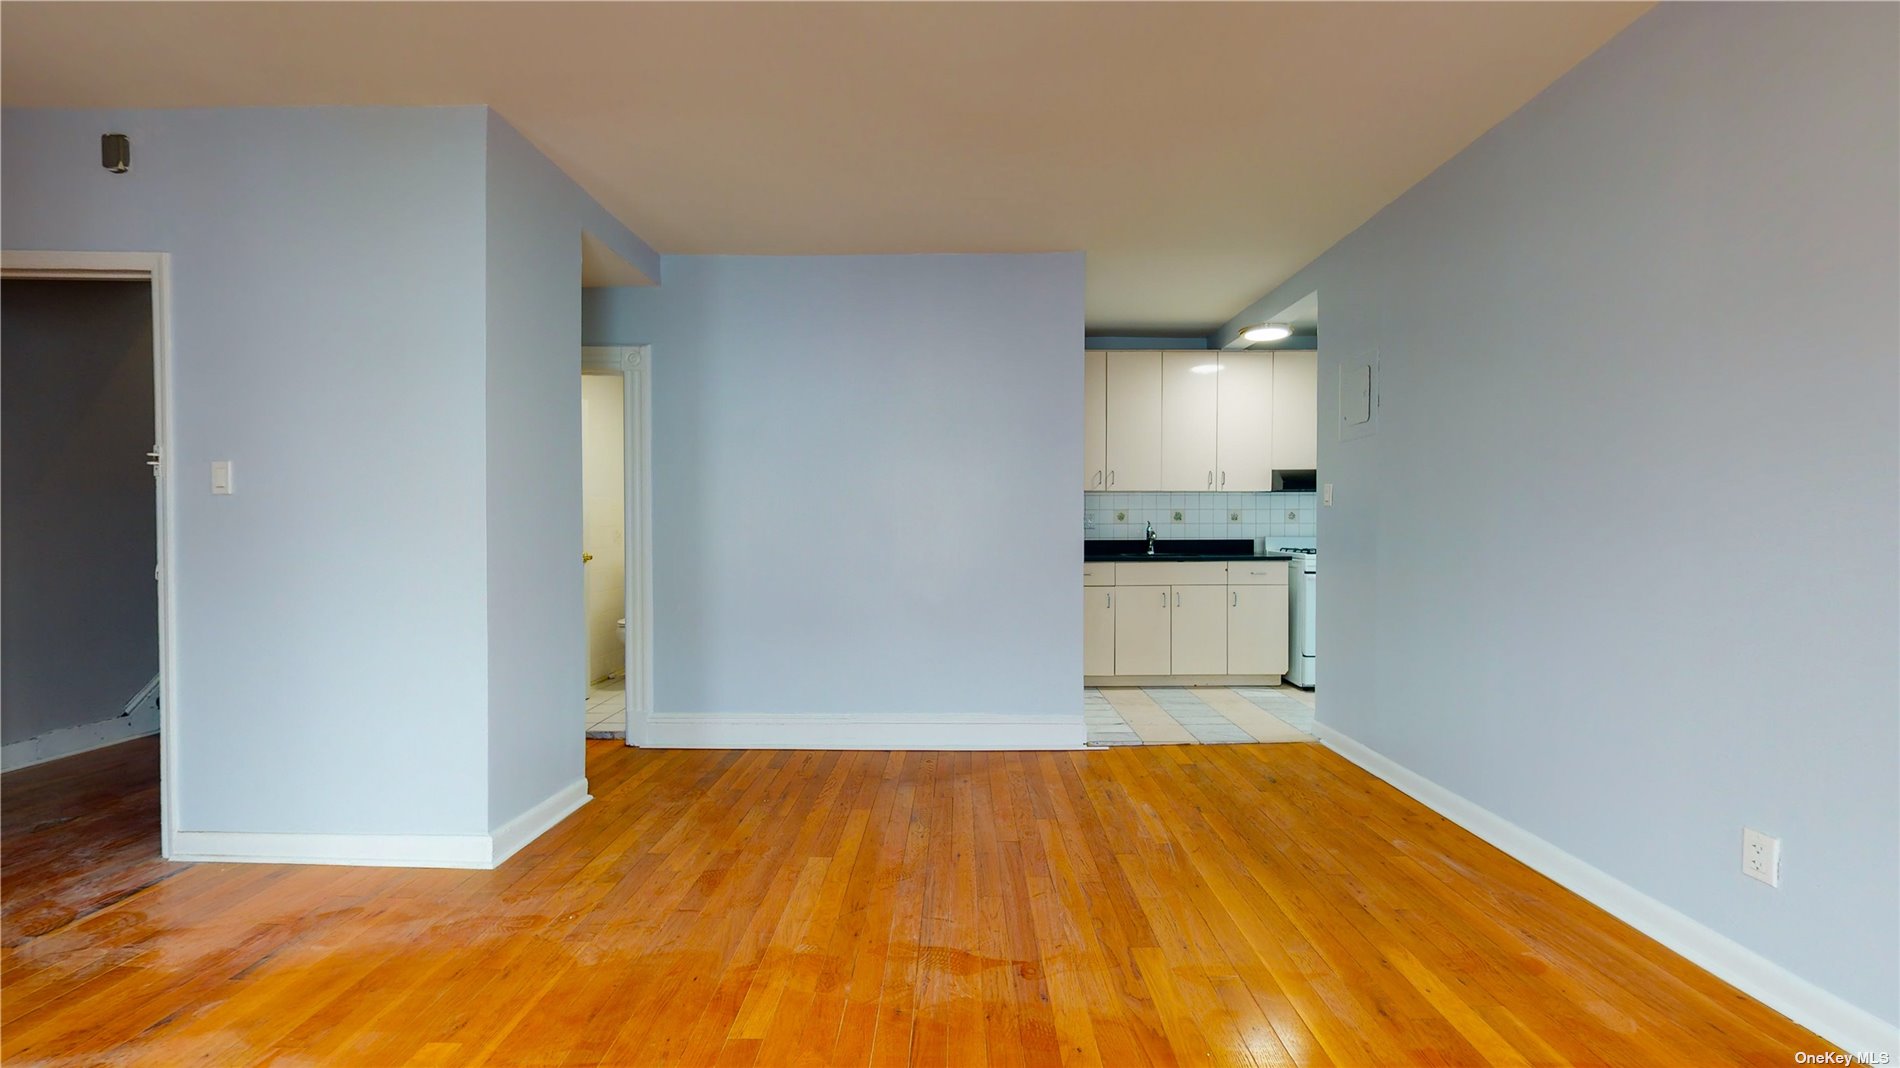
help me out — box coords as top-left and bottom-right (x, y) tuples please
(1, 2), (1648, 333)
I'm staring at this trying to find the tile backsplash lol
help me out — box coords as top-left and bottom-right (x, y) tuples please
(1085, 491), (1318, 546)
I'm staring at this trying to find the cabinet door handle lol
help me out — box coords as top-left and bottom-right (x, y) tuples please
(1105, 592), (1111, 608)
(1174, 591), (1180, 607)
(1220, 470), (1226, 487)
(1232, 591), (1238, 607)
(1207, 470), (1213, 488)
(1161, 591), (1167, 606)
(1109, 470), (1115, 487)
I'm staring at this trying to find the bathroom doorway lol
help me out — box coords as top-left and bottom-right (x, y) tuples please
(581, 369), (625, 737)
(580, 346), (651, 744)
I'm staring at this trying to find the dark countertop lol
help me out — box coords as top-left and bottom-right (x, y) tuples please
(1085, 538), (1294, 563)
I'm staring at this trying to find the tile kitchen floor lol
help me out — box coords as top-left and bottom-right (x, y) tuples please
(586, 677), (626, 739)
(1085, 685), (1315, 746)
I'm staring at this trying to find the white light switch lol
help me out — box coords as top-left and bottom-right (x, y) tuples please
(211, 460), (233, 495)
(1322, 483), (1334, 506)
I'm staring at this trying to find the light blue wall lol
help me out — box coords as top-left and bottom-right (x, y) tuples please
(2, 106), (658, 842)
(584, 254), (1083, 726)
(482, 112), (651, 828)
(1216, 4), (1898, 1028)
(2, 107), (493, 834)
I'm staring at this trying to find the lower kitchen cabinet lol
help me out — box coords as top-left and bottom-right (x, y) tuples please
(1083, 587), (1116, 676)
(1169, 585), (1228, 675)
(1228, 584), (1290, 675)
(1113, 585), (1172, 676)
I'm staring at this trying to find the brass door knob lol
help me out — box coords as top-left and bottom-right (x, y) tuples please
(582, 552), (594, 563)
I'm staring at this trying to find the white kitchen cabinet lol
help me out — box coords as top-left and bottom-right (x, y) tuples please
(1228, 584), (1290, 675)
(1272, 350), (1318, 472)
(1104, 351), (1162, 491)
(1084, 586), (1116, 676)
(1161, 351), (1219, 490)
(1169, 585), (1228, 675)
(1084, 350), (1106, 491)
(1113, 585), (1172, 676)
(1216, 352), (1274, 491)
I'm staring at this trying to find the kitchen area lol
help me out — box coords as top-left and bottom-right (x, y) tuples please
(1082, 331), (1319, 746)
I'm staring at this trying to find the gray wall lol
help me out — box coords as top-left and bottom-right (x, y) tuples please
(584, 254), (1084, 726)
(1216, 3), (1898, 1027)
(1, 280), (158, 744)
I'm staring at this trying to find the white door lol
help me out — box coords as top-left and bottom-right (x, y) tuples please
(1216, 352), (1274, 491)
(1083, 350), (1106, 491)
(1272, 350), (1318, 472)
(1104, 351), (1162, 491)
(1161, 352), (1219, 491)
(1114, 585), (1172, 675)
(1170, 585), (1228, 675)
(1228, 584), (1290, 675)
(1084, 586), (1115, 676)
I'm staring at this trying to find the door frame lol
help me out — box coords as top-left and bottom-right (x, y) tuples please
(2, 250), (178, 857)
(580, 345), (653, 746)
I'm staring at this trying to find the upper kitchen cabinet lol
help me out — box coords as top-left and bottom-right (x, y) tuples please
(1216, 352), (1274, 490)
(1161, 352), (1219, 490)
(1083, 350), (1106, 491)
(1103, 351), (1161, 491)
(1272, 349), (1318, 472)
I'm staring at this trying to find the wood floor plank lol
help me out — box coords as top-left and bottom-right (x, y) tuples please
(0, 736), (1844, 1067)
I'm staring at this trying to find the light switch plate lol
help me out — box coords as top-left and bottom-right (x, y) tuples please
(210, 460), (233, 495)
(1322, 483), (1334, 506)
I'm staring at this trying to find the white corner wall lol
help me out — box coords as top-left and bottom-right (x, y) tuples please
(584, 254), (1086, 748)
(1216, 2), (1898, 1046)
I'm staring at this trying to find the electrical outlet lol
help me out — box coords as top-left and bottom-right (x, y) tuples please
(1229, 511), (1241, 522)
(1742, 828), (1780, 887)
(1171, 510), (1184, 522)
(1286, 510), (1299, 522)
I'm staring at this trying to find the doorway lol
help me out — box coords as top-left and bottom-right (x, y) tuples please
(580, 346), (651, 746)
(0, 251), (176, 856)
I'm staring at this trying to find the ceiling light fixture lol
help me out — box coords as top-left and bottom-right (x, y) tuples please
(1240, 323), (1292, 343)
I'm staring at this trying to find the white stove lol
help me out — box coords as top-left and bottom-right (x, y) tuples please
(1278, 547), (1317, 689)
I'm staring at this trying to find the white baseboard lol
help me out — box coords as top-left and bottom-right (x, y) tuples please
(170, 829), (494, 868)
(172, 779), (592, 870)
(645, 712), (1086, 751)
(2, 688), (161, 772)
(489, 778), (591, 867)
(1316, 724), (1900, 1058)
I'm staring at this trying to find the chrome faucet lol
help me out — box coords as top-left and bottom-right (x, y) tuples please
(1145, 521), (1157, 555)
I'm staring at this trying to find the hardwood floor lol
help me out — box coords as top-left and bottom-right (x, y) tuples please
(2, 736), (1832, 1066)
